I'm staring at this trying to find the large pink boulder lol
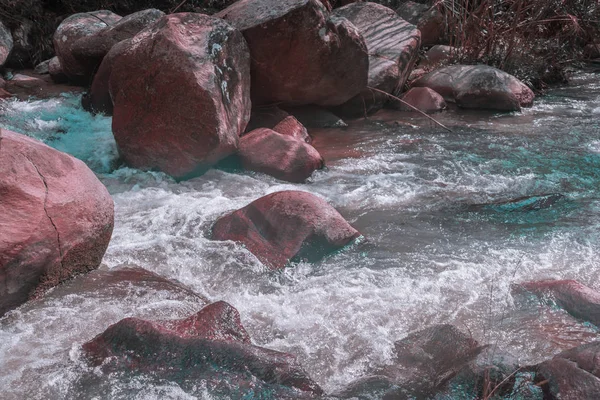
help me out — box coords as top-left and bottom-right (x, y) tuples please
(83, 301), (323, 395)
(110, 13), (251, 179)
(239, 128), (323, 182)
(71, 9), (164, 81)
(0, 129), (114, 316)
(332, 2), (421, 116)
(0, 21), (12, 67)
(217, 0), (368, 106)
(212, 191), (360, 269)
(413, 65), (534, 111)
(53, 10), (122, 85)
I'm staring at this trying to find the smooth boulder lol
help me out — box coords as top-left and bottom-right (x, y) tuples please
(396, 87), (446, 112)
(217, 0), (368, 106)
(71, 9), (164, 80)
(274, 116), (312, 143)
(0, 129), (114, 316)
(53, 10), (122, 84)
(239, 128), (322, 182)
(514, 280), (600, 327)
(110, 13), (251, 179)
(0, 20), (12, 66)
(412, 65), (535, 111)
(332, 2), (421, 116)
(212, 191), (360, 269)
(83, 301), (323, 396)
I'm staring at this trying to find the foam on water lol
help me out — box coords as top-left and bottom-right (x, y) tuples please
(3, 77), (600, 398)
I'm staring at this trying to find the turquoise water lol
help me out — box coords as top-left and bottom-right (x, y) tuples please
(2, 72), (600, 398)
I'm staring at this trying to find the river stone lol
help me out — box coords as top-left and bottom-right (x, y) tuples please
(212, 190), (360, 269)
(48, 56), (68, 83)
(239, 128), (323, 182)
(110, 13), (251, 179)
(0, 20), (12, 67)
(412, 65), (535, 111)
(217, 0), (368, 106)
(514, 280), (600, 327)
(53, 10), (122, 85)
(0, 129), (114, 317)
(331, 2), (421, 116)
(71, 9), (164, 81)
(396, 1), (444, 47)
(83, 301), (323, 396)
(396, 87), (446, 112)
(273, 116), (312, 143)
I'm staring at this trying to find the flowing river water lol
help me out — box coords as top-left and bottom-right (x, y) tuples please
(2, 72), (600, 399)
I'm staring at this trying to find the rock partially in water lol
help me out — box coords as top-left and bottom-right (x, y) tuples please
(274, 116), (312, 144)
(469, 193), (564, 212)
(217, 0), (368, 106)
(71, 9), (164, 81)
(0, 129), (114, 317)
(413, 64), (535, 111)
(83, 301), (323, 396)
(284, 105), (348, 129)
(239, 128), (323, 182)
(514, 280), (600, 327)
(535, 341), (600, 400)
(337, 324), (484, 399)
(396, 1), (444, 47)
(212, 190), (360, 270)
(332, 2), (421, 116)
(110, 13), (251, 179)
(0, 20), (13, 67)
(53, 10), (122, 85)
(395, 86), (446, 112)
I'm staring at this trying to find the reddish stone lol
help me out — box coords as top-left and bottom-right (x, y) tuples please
(239, 128), (323, 182)
(217, 0), (368, 106)
(245, 106), (290, 133)
(0, 88), (12, 99)
(0, 129), (114, 316)
(395, 87), (446, 112)
(515, 280), (600, 327)
(422, 45), (458, 67)
(110, 13), (251, 179)
(396, 1), (444, 47)
(83, 301), (323, 395)
(71, 9), (164, 80)
(332, 2), (421, 116)
(273, 116), (312, 143)
(212, 190), (360, 269)
(413, 65), (534, 111)
(53, 10), (122, 85)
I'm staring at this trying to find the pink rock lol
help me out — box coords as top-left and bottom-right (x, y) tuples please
(413, 65), (534, 111)
(83, 301), (323, 395)
(239, 128), (323, 182)
(53, 10), (122, 85)
(332, 2), (421, 116)
(217, 0), (368, 106)
(397, 87), (446, 112)
(212, 190), (360, 269)
(273, 116), (312, 143)
(245, 106), (290, 133)
(0, 129), (114, 316)
(110, 13), (251, 179)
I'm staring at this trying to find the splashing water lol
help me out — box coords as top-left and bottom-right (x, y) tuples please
(3, 72), (600, 398)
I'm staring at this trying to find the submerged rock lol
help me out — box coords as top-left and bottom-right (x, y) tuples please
(110, 13), (251, 179)
(83, 301), (323, 396)
(0, 129), (114, 317)
(535, 341), (600, 399)
(71, 9), (164, 81)
(413, 65), (535, 111)
(396, 1), (444, 47)
(239, 128), (323, 182)
(395, 86), (446, 112)
(469, 193), (564, 212)
(338, 324), (484, 398)
(332, 2), (421, 116)
(53, 10), (122, 85)
(514, 280), (600, 327)
(0, 21), (12, 67)
(217, 0), (368, 106)
(212, 190), (360, 269)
